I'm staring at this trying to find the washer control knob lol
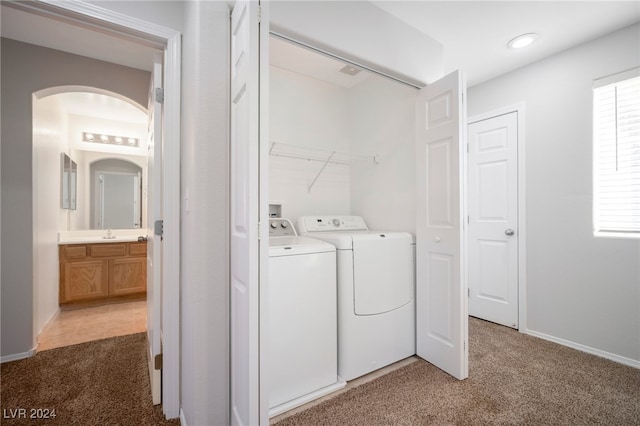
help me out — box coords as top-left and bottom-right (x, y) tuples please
(281, 221), (288, 228)
(270, 222), (278, 229)
(332, 219), (341, 227)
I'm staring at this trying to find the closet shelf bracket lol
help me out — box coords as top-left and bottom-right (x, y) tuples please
(308, 151), (336, 192)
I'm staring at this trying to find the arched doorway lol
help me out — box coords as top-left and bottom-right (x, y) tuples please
(32, 88), (148, 350)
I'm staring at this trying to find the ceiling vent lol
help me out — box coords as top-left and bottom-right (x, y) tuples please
(339, 65), (361, 76)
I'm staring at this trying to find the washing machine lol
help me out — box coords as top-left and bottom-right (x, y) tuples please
(298, 215), (416, 381)
(268, 218), (345, 416)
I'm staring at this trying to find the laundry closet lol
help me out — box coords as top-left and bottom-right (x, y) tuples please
(268, 36), (418, 232)
(266, 35), (422, 417)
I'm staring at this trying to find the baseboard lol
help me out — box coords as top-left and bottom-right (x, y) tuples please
(38, 307), (61, 337)
(1, 347), (37, 364)
(269, 377), (347, 418)
(524, 328), (640, 369)
(179, 408), (187, 426)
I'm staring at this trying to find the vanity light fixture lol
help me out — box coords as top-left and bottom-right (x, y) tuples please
(507, 33), (539, 49)
(82, 132), (139, 148)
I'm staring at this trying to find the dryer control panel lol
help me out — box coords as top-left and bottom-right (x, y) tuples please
(269, 218), (297, 237)
(298, 216), (369, 233)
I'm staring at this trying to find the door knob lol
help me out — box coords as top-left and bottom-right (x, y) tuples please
(505, 229), (515, 236)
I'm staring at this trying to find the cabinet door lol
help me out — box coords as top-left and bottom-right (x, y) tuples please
(62, 260), (109, 303)
(109, 258), (147, 296)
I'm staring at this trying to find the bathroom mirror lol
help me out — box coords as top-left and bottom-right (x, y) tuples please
(61, 153), (78, 210)
(91, 159), (143, 229)
(61, 153), (71, 209)
(70, 160), (78, 210)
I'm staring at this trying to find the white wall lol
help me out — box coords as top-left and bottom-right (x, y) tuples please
(270, 62), (418, 233)
(33, 95), (67, 336)
(270, 66), (351, 220)
(468, 23), (640, 364)
(180, 1), (230, 424)
(348, 76), (418, 232)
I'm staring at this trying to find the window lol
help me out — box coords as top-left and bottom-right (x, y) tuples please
(593, 68), (640, 237)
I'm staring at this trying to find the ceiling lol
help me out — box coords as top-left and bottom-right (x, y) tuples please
(374, 1), (640, 86)
(0, 3), (158, 72)
(2, 1), (638, 89)
(54, 92), (147, 124)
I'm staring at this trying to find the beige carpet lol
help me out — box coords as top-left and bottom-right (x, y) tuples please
(274, 318), (640, 425)
(1, 333), (179, 425)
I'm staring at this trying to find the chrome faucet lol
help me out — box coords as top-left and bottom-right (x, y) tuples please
(104, 228), (116, 239)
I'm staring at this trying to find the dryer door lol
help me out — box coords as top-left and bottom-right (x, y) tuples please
(352, 233), (414, 315)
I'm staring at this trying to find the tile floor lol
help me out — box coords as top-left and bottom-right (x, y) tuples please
(37, 300), (147, 352)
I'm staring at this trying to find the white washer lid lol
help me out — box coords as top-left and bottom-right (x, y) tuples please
(269, 235), (336, 257)
(303, 230), (412, 250)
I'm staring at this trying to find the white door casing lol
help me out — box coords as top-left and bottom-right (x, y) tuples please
(230, 0), (268, 424)
(468, 112), (519, 328)
(416, 70), (469, 380)
(147, 53), (163, 405)
(12, 0), (182, 418)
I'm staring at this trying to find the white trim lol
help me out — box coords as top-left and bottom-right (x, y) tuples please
(269, 31), (423, 90)
(259, 2), (271, 425)
(594, 231), (640, 239)
(23, 0), (182, 418)
(593, 67), (640, 89)
(468, 103), (527, 332)
(180, 408), (188, 426)
(1, 348), (37, 363)
(524, 329), (640, 369)
(162, 26), (182, 421)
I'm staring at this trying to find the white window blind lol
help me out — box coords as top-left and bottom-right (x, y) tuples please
(593, 69), (640, 236)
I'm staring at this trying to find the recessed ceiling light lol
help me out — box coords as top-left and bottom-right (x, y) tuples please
(507, 33), (539, 49)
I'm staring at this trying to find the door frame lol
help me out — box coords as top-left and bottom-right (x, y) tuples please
(17, 0), (182, 418)
(467, 103), (527, 332)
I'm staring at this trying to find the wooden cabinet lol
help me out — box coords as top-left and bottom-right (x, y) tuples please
(59, 242), (147, 307)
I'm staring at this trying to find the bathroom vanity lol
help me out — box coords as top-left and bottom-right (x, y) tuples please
(58, 239), (147, 308)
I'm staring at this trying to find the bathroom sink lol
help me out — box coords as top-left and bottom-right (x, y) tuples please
(58, 235), (142, 244)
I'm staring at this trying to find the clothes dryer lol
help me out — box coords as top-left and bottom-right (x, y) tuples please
(268, 218), (345, 416)
(298, 216), (416, 381)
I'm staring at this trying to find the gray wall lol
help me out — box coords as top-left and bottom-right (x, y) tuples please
(0, 38), (150, 358)
(468, 23), (640, 363)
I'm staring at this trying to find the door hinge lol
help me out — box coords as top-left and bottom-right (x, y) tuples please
(154, 220), (164, 237)
(257, 5), (262, 22)
(468, 288), (470, 298)
(155, 87), (165, 104)
(154, 353), (163, 370)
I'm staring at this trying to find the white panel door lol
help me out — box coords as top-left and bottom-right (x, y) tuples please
(230, 0), (266, 424)
(416, 70), (468, 380)
(468, 112), (518, 328)
(146, 53), (162, 405)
